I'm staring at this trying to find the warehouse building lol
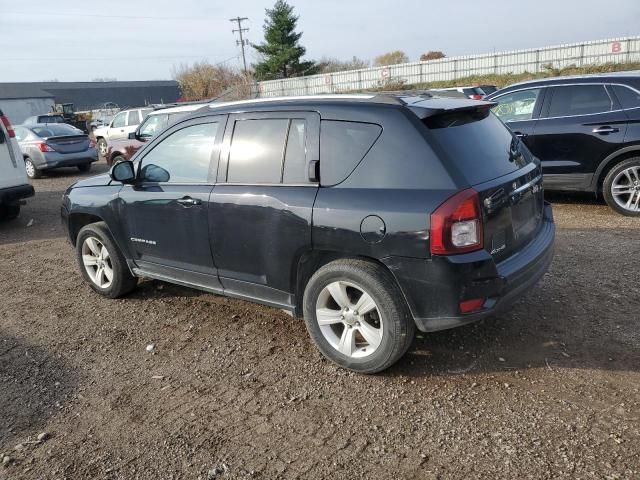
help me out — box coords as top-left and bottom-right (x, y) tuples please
(0, 81), (180, 124)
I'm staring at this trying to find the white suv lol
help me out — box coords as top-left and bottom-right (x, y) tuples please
(93, 107), (153, 157)
(0, 110), (34, 220)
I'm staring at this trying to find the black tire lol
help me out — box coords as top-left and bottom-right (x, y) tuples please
(303, 259), (415, 374)
(0, 204), (20, 221)
(24, 157), (40, 179)
(109, 155), (125, 167)
(75, 222), (138, 298)
(97, 138), (108, 158)
(603, 157), (640, 216)
(77, 163), (91, 173)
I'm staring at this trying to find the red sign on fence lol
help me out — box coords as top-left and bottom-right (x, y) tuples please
(611, 41), (624, 54)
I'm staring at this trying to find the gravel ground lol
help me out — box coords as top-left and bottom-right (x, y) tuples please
(1, 161), (639, 479)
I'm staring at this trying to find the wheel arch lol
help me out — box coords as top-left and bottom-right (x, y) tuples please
(594, 145), (640, 192)
(67, 212), (105, 246)
(293, 250), (410, 318)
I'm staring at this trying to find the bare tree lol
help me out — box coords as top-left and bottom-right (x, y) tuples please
(172, 62), (251, 101)
(419, 51), (446, 61)
(318, 56), (370, 73)
(374, 51), (409, 67)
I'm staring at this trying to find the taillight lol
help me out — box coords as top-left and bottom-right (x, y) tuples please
(459, 298), (486, 314)
(37, 142), (55, 152)
(469, 94), (483, 100)
(430, 188), (483, 255)
(1, 114), (15, 138)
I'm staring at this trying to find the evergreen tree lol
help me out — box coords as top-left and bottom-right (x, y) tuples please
(253, 0), (317, 80)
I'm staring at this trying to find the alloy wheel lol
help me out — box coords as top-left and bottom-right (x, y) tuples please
(315, 281), (383, 358)
(25, 160), (35, 178)
(81, 236), (114, 289)
(611, 165), (640, 213)
(98, 140), (107, 156)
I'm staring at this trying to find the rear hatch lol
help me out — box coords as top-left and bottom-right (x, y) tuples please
(33, 124), (90, 153)
(419, 102), (544, 262)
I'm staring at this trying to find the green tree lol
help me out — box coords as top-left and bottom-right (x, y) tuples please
(253, 0), (317, 80)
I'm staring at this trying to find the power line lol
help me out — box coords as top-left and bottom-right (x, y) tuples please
(3, 11), (217, 20)
(230, 17), (250, 75)
(4, 54), (240, 63)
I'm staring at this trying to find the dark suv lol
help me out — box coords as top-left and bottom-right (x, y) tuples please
(487, 72), (640, 216)
(61, 94), (555, 373)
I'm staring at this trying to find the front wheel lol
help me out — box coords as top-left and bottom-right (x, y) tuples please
(603, 157), (640, 216)
(76, 222), (138, 298)
(109, 155), (125, 167)
(303, 259), (415, 374)
(0, 204), (20, 221)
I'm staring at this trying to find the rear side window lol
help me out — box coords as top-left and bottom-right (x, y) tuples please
(424, 110), (529, 185)
(611, 85), (640, 109)
(492, 88), (541, 122)
(126, 110), (140, 126)
(320, 120), (381, 186)
(547, 85), (612, 117)
(283, 119), (307, 183)
(227, 119), (288, 184)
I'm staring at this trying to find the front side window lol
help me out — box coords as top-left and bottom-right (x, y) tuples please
(139, 123), (219, 183)
(491, 88), (541, 122)
(126, 110), (140, 126)
(227, 119), (289, 184)
(111, 112), (126, 128)
(547, 85), (612, 118)
(138, 114), (169, 138)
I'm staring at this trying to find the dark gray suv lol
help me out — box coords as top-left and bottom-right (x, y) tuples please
(61, 94), (555, 373)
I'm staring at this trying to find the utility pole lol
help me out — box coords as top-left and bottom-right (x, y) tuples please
(230, 17), (249, 75)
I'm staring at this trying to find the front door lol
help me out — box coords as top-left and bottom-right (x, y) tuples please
(491, 86), (546, 150)
(530, 84), (628, 190)
(119, 117), (226, 289)
(209, 112), (320, 308)
(107, 111), (128, 141)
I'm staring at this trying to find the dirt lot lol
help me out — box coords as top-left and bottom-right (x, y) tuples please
(1, 161), (639, 479)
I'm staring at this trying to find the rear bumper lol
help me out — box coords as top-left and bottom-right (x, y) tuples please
(35, 149), (98, 170)
(384, 203), (555, 333)
(0, 183), (35, 206)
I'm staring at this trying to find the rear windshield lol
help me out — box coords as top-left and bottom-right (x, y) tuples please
(38, 115), (64, 123)
(32, 124), (82, 137)
(423, 110), (529, 185)
(477, 85), (497, 95)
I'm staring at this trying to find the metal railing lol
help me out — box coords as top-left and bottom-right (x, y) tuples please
(252, 36), (640, 97)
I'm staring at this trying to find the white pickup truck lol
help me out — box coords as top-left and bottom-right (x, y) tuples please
(0, 110), (34, 220)
(93, 107), (152, 157)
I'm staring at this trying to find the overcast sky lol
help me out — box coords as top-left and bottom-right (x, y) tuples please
(1, 0), (638, 82)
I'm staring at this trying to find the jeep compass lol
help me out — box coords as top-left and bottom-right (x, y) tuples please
(61, 94), (555, 373)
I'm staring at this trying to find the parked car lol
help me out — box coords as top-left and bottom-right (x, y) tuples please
(23, 114), (65, 125)
(93, 107), (153, 157)
(15, 123), (97, 179)
(61, 93), (555, 373)
(106, 104), (204, 166)
(431, 85), (498, 99)
(487, 72), (640, 215)
(0, 111), (34, 220)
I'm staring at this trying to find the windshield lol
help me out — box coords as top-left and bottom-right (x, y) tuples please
(32, 124), (83, 137)
(38, 115), (64, 123)
(138, 114), (169, 137)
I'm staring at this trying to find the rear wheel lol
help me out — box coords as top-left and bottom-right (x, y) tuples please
(97, 138), (108, 158)
(76, 222), (138, 298)
(24, 158), (40, 179)
(303, 259), (415, 374)
(109, 155), (125, 167)
(603, 157), (640, 216)
(77, 163), (91, 173)
(0, 204), (20, 221)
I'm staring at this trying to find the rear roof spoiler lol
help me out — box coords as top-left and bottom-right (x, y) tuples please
(401, 96), (497, 119)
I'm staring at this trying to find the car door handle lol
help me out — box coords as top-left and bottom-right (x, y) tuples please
(176, 197), (201, 207)
(513, 131), (528, 138)
(592, 126), (619, 134)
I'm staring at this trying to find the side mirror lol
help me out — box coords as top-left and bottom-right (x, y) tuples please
(110, 160), (136, 184)
(128, 132), (136, 140)
(140, 164), (170, 183)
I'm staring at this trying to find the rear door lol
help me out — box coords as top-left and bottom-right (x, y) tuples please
(532, 84), (627, 189)
(0, 112), (28, 189)
(209, 111), (320, 308)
